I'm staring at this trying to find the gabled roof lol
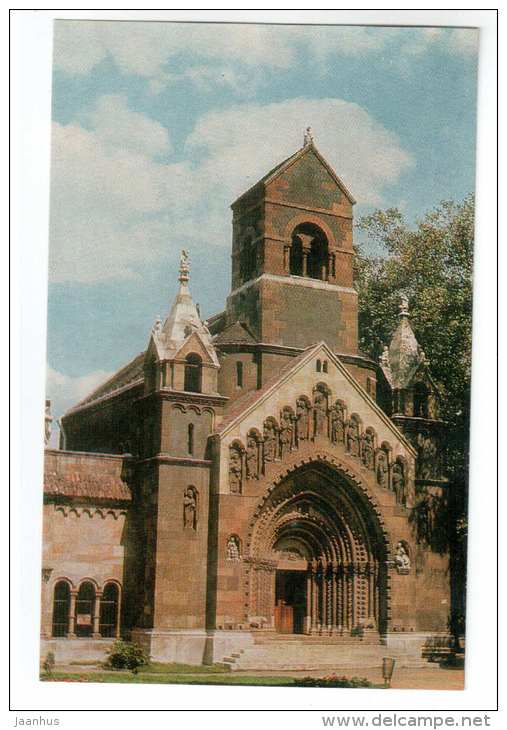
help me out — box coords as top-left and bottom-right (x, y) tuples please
(232, 141), (356, 207)
(217, 341), (416, 457)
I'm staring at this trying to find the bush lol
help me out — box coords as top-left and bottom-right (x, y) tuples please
(104, 640), (149, 673)
(294, 674), (373, 688)
(42, 652), (55, 676)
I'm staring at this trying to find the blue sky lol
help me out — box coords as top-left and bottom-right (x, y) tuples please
(46, 20), (478, 434)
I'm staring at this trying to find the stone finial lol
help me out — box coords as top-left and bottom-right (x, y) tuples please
(303, 126), (314, 146)
(152, 315), (162, 335)
(179, 249), (190, 283)
(379, 345), (390, 368)
(399, 293), (409, 317)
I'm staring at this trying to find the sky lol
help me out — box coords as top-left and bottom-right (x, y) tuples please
(45, 20), (478, 441)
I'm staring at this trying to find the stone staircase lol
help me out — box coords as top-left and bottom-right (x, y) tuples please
(221, 633), (433, 672)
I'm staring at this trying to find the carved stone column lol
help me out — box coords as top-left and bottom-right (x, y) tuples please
(92, 591), (102, 638)
(302, 248), (309, 277)
(306, 569), (312, 634)
(311, 563), (319, 633)
(68, 590), (77, 637)
(331, 564), (338, 634)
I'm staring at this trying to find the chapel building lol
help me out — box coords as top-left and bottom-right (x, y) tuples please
(41, 132), (449, 667)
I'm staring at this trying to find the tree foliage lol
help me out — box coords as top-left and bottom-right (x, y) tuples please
(354, 195), (474, 618)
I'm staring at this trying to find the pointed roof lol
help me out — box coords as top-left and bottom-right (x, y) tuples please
(232, 131), (356, 207)
(148, 250), (219, 366)
(381, 295), (428, 389)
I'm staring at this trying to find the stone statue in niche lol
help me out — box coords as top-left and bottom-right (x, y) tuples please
(313, 390), (328, 437)
(296, 399), (310, 443)
(394, 542), (411, 573)
(263, 420), (278, 464)
(183, 487), (197, 530)
(229, 446), (243, 494)
(346, 419), (360, 456)
(330, 402), (345, 444)
(376, 450), (389, 487)
(392, 461), (406, 505)
(279, 409), (294, 459)
(226, 536), (241, 561)
(361, 431), (375, 469)
(246, 435), (259, 480)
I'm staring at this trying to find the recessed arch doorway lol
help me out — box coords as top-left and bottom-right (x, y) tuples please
(248, 460), (389, 636)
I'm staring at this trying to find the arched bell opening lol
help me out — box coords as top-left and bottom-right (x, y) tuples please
(248, 461), (389, 637)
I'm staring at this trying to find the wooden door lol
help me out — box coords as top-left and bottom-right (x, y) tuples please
(274, 600), (293, 633)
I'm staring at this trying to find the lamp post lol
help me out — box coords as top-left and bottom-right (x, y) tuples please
(382, 656), (396, 688)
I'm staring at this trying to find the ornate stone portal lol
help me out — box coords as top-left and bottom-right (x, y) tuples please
(246, 462), (388, 635)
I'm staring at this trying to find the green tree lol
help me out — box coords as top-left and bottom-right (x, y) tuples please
(354, 195), (474, 624)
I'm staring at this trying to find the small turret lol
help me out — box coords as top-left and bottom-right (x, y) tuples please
(381, 296), (446, 484)
(144, 250), (219, 395)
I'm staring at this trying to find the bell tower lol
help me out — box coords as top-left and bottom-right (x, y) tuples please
(226, 130), (358, 358)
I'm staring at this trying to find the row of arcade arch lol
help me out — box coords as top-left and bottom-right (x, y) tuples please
(52, 579), (121, 639)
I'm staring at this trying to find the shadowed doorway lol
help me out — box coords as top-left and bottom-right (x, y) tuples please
(274, 570), (306, 634)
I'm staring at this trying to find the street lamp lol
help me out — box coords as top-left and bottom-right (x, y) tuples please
(382, 656), (396, 688)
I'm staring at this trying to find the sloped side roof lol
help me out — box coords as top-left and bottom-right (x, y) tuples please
(44, 472), (132, 502)
(214, 320), (258, 346)
(67, 352), (145, 413)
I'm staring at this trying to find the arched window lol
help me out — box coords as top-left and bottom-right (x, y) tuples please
(184, 353), (202, 393)
(322, 360), (328, 373)
(413, 383), (429, 418)
(187, 423), (194, 455)
(100, 582), (120, 638)
(316, 359), (322, 372)
(236, 361), (243, 388)
(52, 581), (70, 637)
(75, 581), (96, 638)
(290, 223), (329, 280)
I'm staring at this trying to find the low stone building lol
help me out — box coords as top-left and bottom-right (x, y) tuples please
(41, 133), (450, 668)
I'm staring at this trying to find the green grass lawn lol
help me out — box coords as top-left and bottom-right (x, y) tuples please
(40, 663), (383, 688)
(41, 671), (296, 686)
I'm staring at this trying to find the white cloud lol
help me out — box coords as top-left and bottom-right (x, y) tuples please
(46, 366), (115, 445)
(53, 21), (478, 91)
(185, 97), (414, 207)
(83, 94), (172, 157)
(49, 95), (413, 284)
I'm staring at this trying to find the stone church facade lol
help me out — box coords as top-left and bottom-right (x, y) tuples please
(41, 134), (449, 667)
